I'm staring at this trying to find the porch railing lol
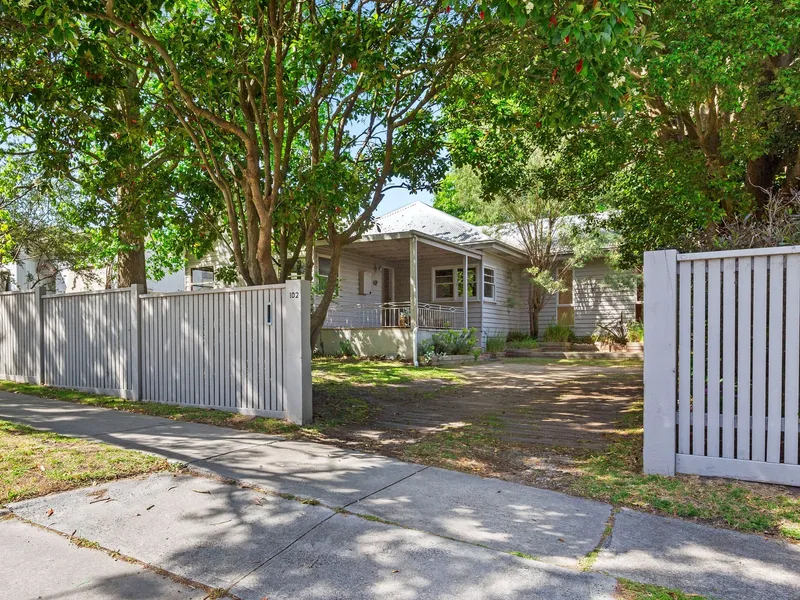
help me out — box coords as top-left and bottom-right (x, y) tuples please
(323, 301), (465, 330)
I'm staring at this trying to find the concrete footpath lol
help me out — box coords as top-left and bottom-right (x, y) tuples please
(2, 391), (800, 600)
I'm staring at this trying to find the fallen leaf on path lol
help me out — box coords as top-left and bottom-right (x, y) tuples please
(192, 490), (211, 495)
(47, 508), (54, 517)
(146, 505), (155, 511)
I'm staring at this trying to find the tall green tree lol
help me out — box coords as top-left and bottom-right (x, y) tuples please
(445, 0), (800, 266)
(0, 9), (210, 288)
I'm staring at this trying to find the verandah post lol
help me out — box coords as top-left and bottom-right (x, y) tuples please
(643, 249), (678, 476)
(410, 235), (419, 367)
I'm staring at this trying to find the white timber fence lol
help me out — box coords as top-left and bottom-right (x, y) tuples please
(644, 247), (800, 486)
(0, 280), (312, 424)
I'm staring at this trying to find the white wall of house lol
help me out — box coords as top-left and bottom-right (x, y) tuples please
(480, 251), (530, 339)
(537, 258), (636, 336)
(3, 250), (185, 294)
(574, 258), (636, 334)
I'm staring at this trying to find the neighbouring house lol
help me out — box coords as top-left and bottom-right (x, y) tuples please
(315, 201), (638, 359)
(1, 249), (186, 293)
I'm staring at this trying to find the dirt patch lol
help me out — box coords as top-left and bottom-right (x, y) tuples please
(310, 359), (800, 539)
(312, 360), (640, 453)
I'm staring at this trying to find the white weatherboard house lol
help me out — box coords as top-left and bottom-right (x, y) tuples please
(315, 201), (638, 359)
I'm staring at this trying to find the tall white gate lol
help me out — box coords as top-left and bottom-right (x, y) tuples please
(644, 247), (800, 486)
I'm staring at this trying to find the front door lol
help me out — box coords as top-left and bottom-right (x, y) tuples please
(381, 267), (395, 325)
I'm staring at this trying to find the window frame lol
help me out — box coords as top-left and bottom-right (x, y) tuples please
(482, 266), (496, 302)
(431, 265), (478, 302)
(190, 267), (215, 291)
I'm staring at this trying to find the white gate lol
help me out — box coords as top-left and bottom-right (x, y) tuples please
(644, 247), (800, 486)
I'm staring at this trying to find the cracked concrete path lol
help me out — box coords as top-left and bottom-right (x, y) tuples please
(3, 390), (800, 599)
(0, 517), (205, 599)
(8, 473), (617, 600)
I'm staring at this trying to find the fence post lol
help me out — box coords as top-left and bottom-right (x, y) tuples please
(130, 284), (144, 401)
(285, 279), (312, 424)
(34, 287), (46, 385)
(643, 249), (678, 476)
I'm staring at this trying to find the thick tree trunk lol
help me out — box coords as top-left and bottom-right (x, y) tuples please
(746, 154), (783, 215)
(117, 233), (147, 291)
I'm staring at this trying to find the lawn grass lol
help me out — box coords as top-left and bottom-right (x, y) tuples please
(568, 400), (800, 540)
(616, 579), (707, 599)
(500, 357), (643, 368)
(0, 419), (170, 504)
(0, 380), (301, 436)
(0, 358), (459, 438)
(312, 356), (463, 385)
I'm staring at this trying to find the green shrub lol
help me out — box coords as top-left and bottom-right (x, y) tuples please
(542, 322), (574, 343)
(506, 338), (538, 350)
(419, 328), (478, 357)
(627, 320), (644, 343)
(338, 339), (356, 357)
(484, 334), (507, 353)
(505, 329), (530, 343)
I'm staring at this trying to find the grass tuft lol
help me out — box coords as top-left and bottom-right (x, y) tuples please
(616, 578), (708, 599)
(1, 419), (170, 504)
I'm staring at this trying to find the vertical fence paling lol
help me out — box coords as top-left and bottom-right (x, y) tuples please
(0, 291), (39, 383)
(644, 247), (800, 486)
(0, 281), (311, 424)
(41, 289), (136, 397)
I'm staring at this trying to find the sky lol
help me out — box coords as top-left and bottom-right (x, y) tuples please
(375, 186), (434, 216)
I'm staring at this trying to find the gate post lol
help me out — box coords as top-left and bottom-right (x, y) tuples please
(34, 287), (46, 385)
(285, 279), (312, 425)
(643, 249), (678, 476)
(130, 284), (144, 401)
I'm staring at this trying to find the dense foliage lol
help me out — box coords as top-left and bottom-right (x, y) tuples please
(443, 0), (800, 266)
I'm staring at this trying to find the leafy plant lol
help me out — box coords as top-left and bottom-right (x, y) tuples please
(595, 314), (629, 345)
(542, 321), (574, 343)
(485, 334), (506, 353)
(627, 321), (644, 343)
(506, 338), (538, 350)
(338, 339), (356, 357)
(419, 328), (478, 357)
(505, 329), (530, 343)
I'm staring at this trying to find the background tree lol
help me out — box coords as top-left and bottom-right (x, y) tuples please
(436, 151), (612, 336)
(0, 154), (98, 290)
(0, 8), (215, 288)
(446, 0), (800, 269)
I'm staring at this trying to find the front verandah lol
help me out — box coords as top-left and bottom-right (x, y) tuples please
(318, 233), (482, 362)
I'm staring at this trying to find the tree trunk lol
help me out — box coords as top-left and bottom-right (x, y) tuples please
(117, 232), (147, 291)
(530, 305), (540, 339)
(746, 154), (782, 215)
(310, 242), (342, 348)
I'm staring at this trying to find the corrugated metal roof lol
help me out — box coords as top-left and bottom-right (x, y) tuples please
(369, 201), (495, 244)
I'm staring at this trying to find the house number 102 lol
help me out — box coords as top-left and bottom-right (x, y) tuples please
(289, 291), (300, 299)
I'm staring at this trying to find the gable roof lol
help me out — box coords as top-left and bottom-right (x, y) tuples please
(369, 201), (495, 245)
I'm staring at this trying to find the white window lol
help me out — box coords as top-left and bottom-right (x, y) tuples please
(434, 268), (454, 301)
(432, 266), (477, 301)
(483, 267), (495, 301)
(191, 267), (215, 290)
(317, 257), (332, 285)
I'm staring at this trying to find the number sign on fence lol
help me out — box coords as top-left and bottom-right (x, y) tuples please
(0, 281), (311, 424)
(644, 247), (800, 486)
